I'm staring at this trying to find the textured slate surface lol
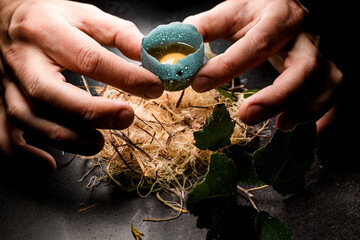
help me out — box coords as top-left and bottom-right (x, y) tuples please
(1, 1), (359, 239)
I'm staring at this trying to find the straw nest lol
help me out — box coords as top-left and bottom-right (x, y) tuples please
(80, 84), (259, 212)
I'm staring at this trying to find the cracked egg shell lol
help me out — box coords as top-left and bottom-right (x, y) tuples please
(141, 22), (204, 91)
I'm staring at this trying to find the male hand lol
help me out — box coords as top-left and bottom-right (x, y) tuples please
(0, 0), (163, 171)
(184, 0), (342, 131)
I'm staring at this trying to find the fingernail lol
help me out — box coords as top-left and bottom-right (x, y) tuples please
(113, 108), (134, 129)
(193, 76), (211, 92)
(145, 83), (164, 99)
(245, 104), (266, 125)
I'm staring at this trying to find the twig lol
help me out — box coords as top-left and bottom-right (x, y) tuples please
(98, 84), (108, 95)
(128, 145), (147, 175)
(229, 85), (246, 92)
(189, 105), (210, 109)
(236, 185), (269, 213)
(135, 114), (154, 129)
(176, 89), (185, 108)
(155, 192), (188, 213)
(249, 198), (260, 212)
(112, 131), (154, 162)
(150, 132), (156, 144)
(237, 185), (254, 198)
(81, 75), (91, 94)
(143, 192), (184, 222)
(247, 185), (270, 192)
(134, 123), (165, 149)
(78, 203), (98, 213)
(78, 165), (95, 182)
(235, 119), (271, 138)
(106, 132), (136, 173)
(152, 114), (170, 135)
(111, 142), (136, 173)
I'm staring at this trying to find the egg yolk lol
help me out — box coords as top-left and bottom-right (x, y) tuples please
(159, 53), (187, 65)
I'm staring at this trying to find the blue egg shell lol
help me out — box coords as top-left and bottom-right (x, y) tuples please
(141, 22), (204, 91)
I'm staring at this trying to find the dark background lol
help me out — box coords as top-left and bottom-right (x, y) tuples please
(1, 0), (359, 239)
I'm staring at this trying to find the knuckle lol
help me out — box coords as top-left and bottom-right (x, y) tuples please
(249, 32), (275, 61)
(25, 76), (47, 101)
(217, 55), (238, 79)
(122, 19), (137, 30)
(288, 1), (307, 27)
(303, 55), (319, 76)
(330, 64), (344, 84)
(6, 102), (23, 120)
(118, 68), (134, 92)
(272, 86), (288, 106)
(183, 15), (207, 40)
(48, 124), (66, 142)
(8, 2), (46, 42)
(81, 102), (99, 123)
(77, 44), (102, 75)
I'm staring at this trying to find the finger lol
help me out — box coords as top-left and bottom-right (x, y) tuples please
(183, 1), (247, 42)
(53, 26), (163, 98)
(239, 33), (319, 125)
(191, 28), (293, 92)
(315, 104), (337, 135)
(276, 60), (343, 130)
(187, 1), (305, 93)
(8, 49), (135, 130)
(65, 2), (143, 60)
(0, 96), (56, 173)
(3, 77), (104, 155)
(10, 11), (163, 99)
(239, 62), (313, 125)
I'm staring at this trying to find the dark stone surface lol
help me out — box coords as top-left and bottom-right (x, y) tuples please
(1, 0), (359, 239)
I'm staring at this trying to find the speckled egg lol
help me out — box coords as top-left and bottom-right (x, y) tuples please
(141, 22), (204, 91)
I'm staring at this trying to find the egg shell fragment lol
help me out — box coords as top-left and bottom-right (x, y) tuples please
(141, 22), (204, 91)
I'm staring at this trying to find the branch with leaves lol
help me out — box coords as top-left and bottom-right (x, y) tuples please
(188, 104), (317, 239)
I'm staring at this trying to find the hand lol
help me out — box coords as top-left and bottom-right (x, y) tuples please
(0, 0), (163, 171)
(184, 0), (343, 131)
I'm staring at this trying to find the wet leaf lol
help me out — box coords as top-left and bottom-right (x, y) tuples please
(243, 89), (260, 98)
(253, 121), (317, 195)
(215, 87), (235, 102)
(193, 104), (235, 151)
(187, 152), (293, 239)
(254, 212), (291, 240)
(225, 145), (265, 186)
(187, 153), (238, 239)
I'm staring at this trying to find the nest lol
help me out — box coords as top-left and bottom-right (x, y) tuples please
(80, 83), (259, 216)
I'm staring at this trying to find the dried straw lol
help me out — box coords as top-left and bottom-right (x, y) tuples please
(80, 84), (259, 218)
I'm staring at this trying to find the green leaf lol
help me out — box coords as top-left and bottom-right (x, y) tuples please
(254, 212), (291, 240)
(193, 104), (235, 151)
(187, 153), (238, 239)
(187, 153), (237, 216)
(225, 145), (265, 186)
(187, 153), (292, 239)
(243, 89), (260, 98)
(215, 86), (235, 102)
(253, 121), (317, 195)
